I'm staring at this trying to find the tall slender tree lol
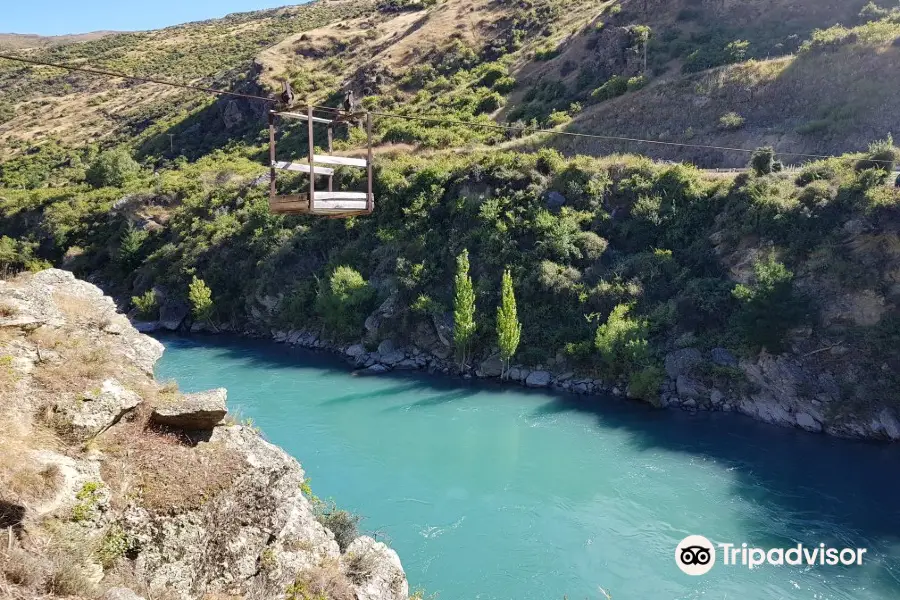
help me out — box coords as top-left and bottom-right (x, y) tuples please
(453, 249), (476, 372)
(496, 269), (522, 380)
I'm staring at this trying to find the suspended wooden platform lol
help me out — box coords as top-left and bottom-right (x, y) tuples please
(267, 106), (374, 218)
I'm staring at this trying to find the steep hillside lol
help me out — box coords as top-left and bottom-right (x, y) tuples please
(2, 0), (897, 171)
(552, 15), (900, 165)
(0, 0), (375, 161)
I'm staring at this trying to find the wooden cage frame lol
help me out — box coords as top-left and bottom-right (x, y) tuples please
(268, 106), (374, 218)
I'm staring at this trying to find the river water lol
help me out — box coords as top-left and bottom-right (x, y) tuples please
(155, 335), (900, 600)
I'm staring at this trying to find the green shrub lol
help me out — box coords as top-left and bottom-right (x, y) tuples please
(534, 43), (560, 61)
(626, 75), (649, 92)
(475, 91), (503, 114)
(731, 255), (807, 352)
(378, 0), (437, 12)
(576, 231), (608, 261)
(97, 524), (133, 569)
(72, 481), (102, 522)
(314, 503), (361, 552)
(546, 110), (572, 128)
(85, 149), (141, 188)
(0, 102), (13, 125)
(629, 365), (665, 405)
(749, 146), (777, 176)
(0, 236), (48, 275)
(859, 1), (890, 23)
(591, 76), (628, 102)
(131, 290), (159, 320)
(725, 39), (750, 62)
(855, 135), (898, 172)
(718, 112), (745, 131)
(683, 38), (750, 73)
(796, 159), (846, 185)
(594, 304), (650, 379)
(316, 266), (375, 340)
(492, 76), (517, 93)
(535, 148), (566, 174)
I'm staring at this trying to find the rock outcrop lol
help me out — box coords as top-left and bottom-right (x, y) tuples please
(61, 378), (143, 440)
(0, 270), (411, 600)
(150, 388), (228, 430)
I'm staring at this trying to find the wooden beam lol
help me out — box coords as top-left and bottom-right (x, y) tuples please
(268, 112), (276, 201)
(313, 154), (368, 168)
(272, 161), (334, 175)
(366, 111), (373, 213)
(307, 105), (315, 211)
(276, 111), (333, 124)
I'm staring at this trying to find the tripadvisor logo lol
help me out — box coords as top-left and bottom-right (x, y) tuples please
(675, 535), (868, 575)
(676, 535), (716, 576)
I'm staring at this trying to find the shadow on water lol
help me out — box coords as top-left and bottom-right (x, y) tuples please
(320, 382), (427, 406)
(531, 394), (900, 574)
(156, 333), (900, 589)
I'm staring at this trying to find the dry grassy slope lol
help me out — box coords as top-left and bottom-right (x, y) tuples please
(502, 0), (892, 165)
(0, 0), (373, 158)
(0, 0), (894, 166)
(256, 0), (602, 100)
(0, 32), (117, 50)
(555, 21), (900, 166)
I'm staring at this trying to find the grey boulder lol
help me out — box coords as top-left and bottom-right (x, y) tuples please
(102, 589), (146, 600)
(525, 371), (552, 388)
(665, 348), (703, 378)
(710, 347), (738, 367)
(477, 355), (504, 378)
(151, 388), (228, 430)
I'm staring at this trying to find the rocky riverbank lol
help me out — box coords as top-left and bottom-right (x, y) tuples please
(273, 327), (900, 441)
(136, 286), (900, 443)
(0, 270), (410, 600)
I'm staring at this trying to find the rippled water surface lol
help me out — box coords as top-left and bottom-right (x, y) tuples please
(155, 335), (900, 600)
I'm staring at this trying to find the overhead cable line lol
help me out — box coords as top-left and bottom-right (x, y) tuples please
(0, 53), (896, 165)
(311, 105), (851, 162)
(0, 53), (275, 103)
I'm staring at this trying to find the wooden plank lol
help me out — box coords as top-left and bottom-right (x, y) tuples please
(272, 161), (334, 175)
(270, 194), (311, 211)
(271, 193), (309, 202)
(276, 111), (333, 124)
(270, 205), (310, 214)
(313, 154), (368, 168)
(314, 191), (369, 200)
(312, 200), (369, 210)
(327, 126), (334, 192)
(270, 194), (373, 215)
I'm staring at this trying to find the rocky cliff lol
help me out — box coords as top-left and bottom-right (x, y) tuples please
(0, 269), (409, 600)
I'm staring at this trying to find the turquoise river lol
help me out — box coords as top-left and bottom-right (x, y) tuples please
(155, 335), (900, 600)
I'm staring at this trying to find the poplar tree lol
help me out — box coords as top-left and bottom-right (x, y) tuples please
(453, 249), (476, 372)
(188, 276), (214, 324)
(496, 269), (522, 380)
